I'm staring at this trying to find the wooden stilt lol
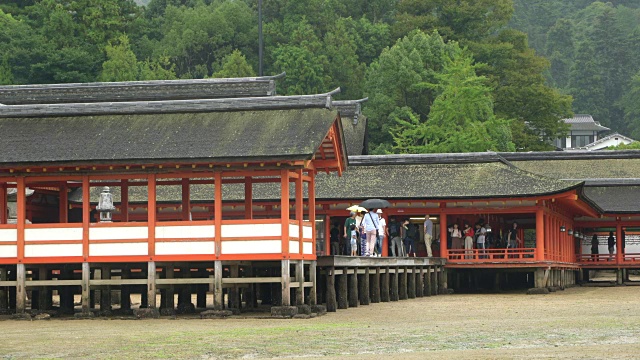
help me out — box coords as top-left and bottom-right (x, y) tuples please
(430, 267), (438, 295)
(309, 261), (317, 306)
(230, 265), (240, 310)
(408, 267), (416, 299)
(81, 262), (90, 314)
(147, 261), (156, 309)
(121, 268), (131, 311)
(399, 267), (408, 300)
(371, 267), (381, 303)
(295, 260), (304, 306)
(416, 266), (424, 298)
(360, 267), (370, 305)
(439, 267), (446, 293)
(381, 267), (390, 302)
(390, 267), (399, 301)
(337, 267), (348, 309)
(60, 267), (74, 313)
(425, 267), (432, 296)
(163, 265), (175, 310)
(213, 261), (223, 310)
(0, 267), (7, 310)
(281, 260), (291, 306)
(196, 269), (207, 309)
(326, 267), (337, 312)
(178, 266), (191, 308)
(100, 265), (111, 313)
(15, 263), (25, 314)
(348, 267), (358, 308)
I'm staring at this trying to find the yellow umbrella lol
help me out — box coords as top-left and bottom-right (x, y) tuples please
(346, 205), (367, 212)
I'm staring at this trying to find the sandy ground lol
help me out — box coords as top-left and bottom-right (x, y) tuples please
(1, 286), (640, 359)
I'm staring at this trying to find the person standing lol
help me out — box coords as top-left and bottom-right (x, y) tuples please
(608, 231), (615, 260)
(362, 208), (380, 257)
(507, 222), (521, 248)
(476, 223), (486, 257)
(329, 222), (340, 256)
(402, 219), (416, 257)
(423, 215), (433, 257)
(388, 217), (404, 257)
(375, 209), (386, 257)
(343, 212), (357, 255)
(463, 223), (474, 259)
(591, 234), (599, 261)
(450, 223), (462, 259)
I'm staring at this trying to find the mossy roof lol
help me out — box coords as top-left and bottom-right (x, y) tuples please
(510, 158), (640, 180)
(313, 162), (581, 200)
(0, 108), (338, 167)
(583, 186), (640, 214)
(71, 159), (581, 204)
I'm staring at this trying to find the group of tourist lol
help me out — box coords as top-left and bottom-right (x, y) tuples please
(590, 230), (625, 260)
(447, 221), (521, 256)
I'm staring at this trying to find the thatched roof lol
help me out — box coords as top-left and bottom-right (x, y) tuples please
(0, 108), (339, 167)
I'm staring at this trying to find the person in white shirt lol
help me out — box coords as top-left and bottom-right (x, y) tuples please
(376, 209), (386, 257)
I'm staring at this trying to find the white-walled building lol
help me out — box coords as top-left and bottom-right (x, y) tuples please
(554, 114), (610, 149)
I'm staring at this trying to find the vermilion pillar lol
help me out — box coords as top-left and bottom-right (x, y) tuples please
(296, 169), (303, 255)
(148, 174), (157, 258)
(616, 221), (623, 264)
(59, 183), (68, 223)
(244, 177), (253, 219)
(280, 169), (290, 256)
(308, 171), (316, 256)
(16, 177), (26, 262)
(0, 182), (6, 224)
(214, 172), (222, 257)
(536, 208), (544, 261)
(181, 178), (190, 221)
(439, 213), (447, 259)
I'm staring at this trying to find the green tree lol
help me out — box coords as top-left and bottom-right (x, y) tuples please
(0, 56), (13, 85)
(138, 55), (177, 80)
(621, 71), (640, 139)
(100, 35), (139, 81)
(391, 46), (514, 153)
(211, 50), (255, 78)
(323, 19), (366, 99)
(365, 30), (458, 150)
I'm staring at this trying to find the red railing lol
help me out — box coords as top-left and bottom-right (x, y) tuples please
(576, 253), (640, 264)
(447, 248), (536, 262)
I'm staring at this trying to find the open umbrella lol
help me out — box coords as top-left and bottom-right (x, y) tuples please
(359, 198), (391, 209)
(346, 205), (367, 213)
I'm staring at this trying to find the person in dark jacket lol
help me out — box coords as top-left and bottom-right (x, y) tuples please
(607, 231), (615, 260)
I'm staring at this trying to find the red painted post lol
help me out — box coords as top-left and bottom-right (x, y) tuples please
(280, 169), (290, 257)
(440, 213), (448, 259)
(536, 208), (544, 261)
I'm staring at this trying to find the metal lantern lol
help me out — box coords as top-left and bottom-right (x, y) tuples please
(96, 186), (115, 222)
(574, 231), (581, 238)
(485, 224), (492, 233)
(560, 225), (566, 232)
(568, 229), (573, 235)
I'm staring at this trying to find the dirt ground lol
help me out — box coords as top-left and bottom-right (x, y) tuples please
(2, 286), (640, 359)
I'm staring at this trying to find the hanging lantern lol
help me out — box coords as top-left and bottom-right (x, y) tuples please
(96, 186), (115, 222)
(568, 229), (573, 235)
(560, 225), (566, 232)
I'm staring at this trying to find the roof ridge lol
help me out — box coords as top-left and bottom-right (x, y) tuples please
(0, 90), (341, 118)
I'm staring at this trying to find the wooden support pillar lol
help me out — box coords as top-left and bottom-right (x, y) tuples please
(148, 175), (156, 260)
(390, 267), (399, 301)
(616, 222), (623, 265)
(244, 177), (253, 219)
(281, 260), (291, 306)
(121, 179), (129, 222)
(0, 183), (6, 224)
(416, 266), (424, 297)
(100, 265), (112, 313)
(59, 184), (68, 223)
(337, 267), (348, 309)
(229, 265), (240, 310)
(181, 178), (191, 221)
(81, 262), (90, 314)
(60, 267), (75, 313)
(213, 261), (223, 310)
(16, 177), (25, 263)
(348, 267), (359, 308)
(309, 261), (317, 306)
(560, 269), (566, 290)
(296, 169), (303, 255)
(121, 268), (131, 311)
(438, 267), (446, 293)
(430, 267), (438, 295)
(359, 267), (370, 305)
(381, 267), (390, 302)
(280, 170), (290, 257)
(326, 267), (337, 312)
(536, 208), (545, 261)
(0, 267), (7, 310)
(408, 267), (416, 299)
(439, 213), (447, 258)
(214, 172), (222, 258)
(147, 261), (156, 309)
(425, 266), (432, 296)
(36, 266), (50, 310)
(162, 265), (174, 310)
(399, 267), (408, 300)
(295, 260), (304, 306)
(15, 263), (25, 314)
(371, 267), (381, 303)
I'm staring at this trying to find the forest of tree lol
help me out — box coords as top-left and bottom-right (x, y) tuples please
(0, 1), (637, 153)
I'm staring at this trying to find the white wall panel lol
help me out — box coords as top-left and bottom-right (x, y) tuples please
(25, 244), (82, 257)
(156, 225), (214, 239)
(289, 240), (300, 254)
(25, 227), (82, 241)
(222, 240), (281, 254)
(221, 224), (280, 238)
(303, 242), (313, 255)
(156, 241), (215, 255)
(289, 224), (299, 238)
(303, 226), (313, 240)
(0, 229), (17, 242)
(90, 227), (148, 241)
(89, 242), (148, 256)
(0, 246), (17, 258)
